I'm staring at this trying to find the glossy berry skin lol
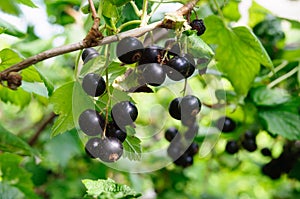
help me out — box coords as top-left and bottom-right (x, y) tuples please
(79, 109), (104, 136)
(261, 148), (272, 157)
(82, 73), (106, 97)
(180, 95), (201, 118)
(85, 137), (102, 158)
(167, 56), (193, 81)
(174, 154), (194, 168)
(98, 137), (123, 162)
(186, 142), (199, 156)
(165, 127), (179, 142)
(190, 19), (206, 36)
(139, 63), (166, 86)
(116, 37), (144, 64)
(225, 140), (239, 154)
(181, 53), (195, 78)
(242, 138), (257, 152)
(106, 121), (127, 142)
(82, 48), (99, 63)
(111, 101), (138, 131)
(138, 45), (163, 65)
(168, 97), (182, 120)
(216, 116), (236, 133)
(164, 39), (180, 56)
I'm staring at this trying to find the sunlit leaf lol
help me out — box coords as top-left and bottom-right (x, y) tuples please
(202, 15), (273, 95)
(123, 135), (142, 161)
(82, 178), (142, 199)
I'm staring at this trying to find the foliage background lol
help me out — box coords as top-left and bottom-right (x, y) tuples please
(0, 0), (300, 198)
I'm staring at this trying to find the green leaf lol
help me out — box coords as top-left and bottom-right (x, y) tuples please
(123, 135), (142, 161)
(202, 15), (273, 95)
(0, 1), (20, 15)
(259, 99), (300, 140)
(79, 55), (107, 77)
(222, 1), (241, 22)
(248, 1), (271, 28)
(0, 86), (31, 108)
(186, 34), (214, 69)
(250, 86), (291, 106)
(35, 67), (55, 96)
(0, 18), (25, 37)
(16, 0), (38, 8)
(50, 81), (93, 137)
(0, 124), (38, 156)
(50, 82), (75, 137)
(111, 0), (131, 7)
(0, 26), (5, 34)
(0, 153), (39, 199)
(82, 178), (142, 199)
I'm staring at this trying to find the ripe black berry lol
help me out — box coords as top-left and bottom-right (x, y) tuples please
(82, 48), (99, 63)
(216, 116), (236, 133)
(106, 121), (127, 142)
(165, 127), (180, 142)
(261, 148), (272, 157)
(111, 101), (138, 130)
(225, 140), (239, 154)
(79, 109), (104, 136)
(262, 159), (282, 179)
(190, 19), (206, 36)
(167, 56), (194, 81)
(242, 138), (257, 152)
(186, 142), (199, 156)
(174, 154), (193, 168)
(139, 63), (166, 86)
(167, 141), (183, 160)
(164, 39), (180, 56)
(180, 95), (201, 118)
(168, 97), (182, 120)
(182, 53), (195, 77)
(82, 73), (106, 97)
(116, 37), (144, 64)
(138, 45), (163, 65)
(98, 137), (123, 162)
(85, 137), (102, 158)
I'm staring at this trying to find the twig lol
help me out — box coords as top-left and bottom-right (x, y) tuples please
(0, 0), (200, 83)
(28, 112), (56, 146)
(267, 67), (299, 89)
(88, 0), (98, 20)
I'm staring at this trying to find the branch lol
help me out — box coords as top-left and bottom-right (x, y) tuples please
(28, 112), (56, 146)
(0, 0), (199, 82)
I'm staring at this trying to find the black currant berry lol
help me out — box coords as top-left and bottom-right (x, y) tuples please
(85, 137), (102, 158)
(106, 121), (127, 142)
(261, 147), (272, 157)
(186, 142), (199, 156)
(82, 73), (106, 97)
(116, 37), (144, 64)
(82, 48), (99, 63)
(111, 101), (138, 130)
(164, 39), (180, 56)
(216, 116), (236, 133)
(174, 154), (194, 168)
(79, 109), (104, 136)
(167, 56), (193, 81)
(244, 130), (256, 139)
(225, 140), (239, 154)
(262, 159), (282, 179)
(138, 45), (163, 65)
(168, 97), (182, 120)
(242, 138), (257, 152)
(180, 95), (201, 118)
(182, 53), (195, 77)
(190, 19), (206, 36)
(98, 137), (123, 162)
(165, 127), (180, 142)
(139, 63), (166, 86)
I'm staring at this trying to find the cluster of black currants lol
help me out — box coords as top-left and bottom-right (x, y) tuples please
(166, 95), (201, 167)
(78, 48), (139, 163)
(215, 116), (258, 154)
(189, 19), (206, 36)
(262, 143), (300, 180)
(165, 127), (199, 168)
(116, 36), (197, 87)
